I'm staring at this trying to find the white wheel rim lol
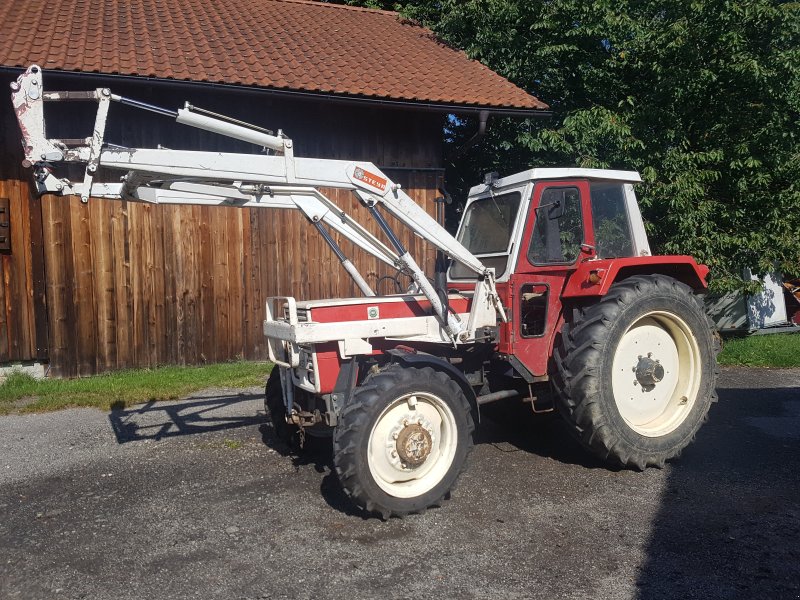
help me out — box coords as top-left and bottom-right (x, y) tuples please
(611, 311), (702, 437)
(367, 391), (458, 498)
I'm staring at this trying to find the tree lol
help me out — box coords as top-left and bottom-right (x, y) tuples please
(328, 1), (800, 291)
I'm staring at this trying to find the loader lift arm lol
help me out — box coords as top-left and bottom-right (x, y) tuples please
(11, 65), (505, 343)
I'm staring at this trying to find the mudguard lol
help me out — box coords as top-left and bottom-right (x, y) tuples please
(561, 255), (710, 299)
(386, 348), (480, 423)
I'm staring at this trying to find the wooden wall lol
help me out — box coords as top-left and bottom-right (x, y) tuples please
(0, 71), (445, 376)
(39, 174), (440, 377)
(0, 179), (47, 363)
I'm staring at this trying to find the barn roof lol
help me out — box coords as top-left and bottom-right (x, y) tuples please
(0, 0), (547, 112)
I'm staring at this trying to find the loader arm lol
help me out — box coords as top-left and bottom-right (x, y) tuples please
(10, 65), (505, 342)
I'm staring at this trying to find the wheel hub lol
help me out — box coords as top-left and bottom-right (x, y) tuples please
(635, 354), (664, 391)
(395, 423), (433, 467)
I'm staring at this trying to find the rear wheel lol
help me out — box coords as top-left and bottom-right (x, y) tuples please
(553, 275), (719, 469)
(333, 364), (474, 518)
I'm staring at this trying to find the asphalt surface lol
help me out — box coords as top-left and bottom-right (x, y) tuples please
(1, 367), (798, 600)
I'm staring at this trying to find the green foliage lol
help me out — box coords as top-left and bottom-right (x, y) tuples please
(0, 362), (272, 414)
(344, 0), (800, 292)
(718, 333), (800, 367)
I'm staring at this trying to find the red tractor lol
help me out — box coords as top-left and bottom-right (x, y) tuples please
(263, 169), (718, 518)
(12, 65), (719, 518)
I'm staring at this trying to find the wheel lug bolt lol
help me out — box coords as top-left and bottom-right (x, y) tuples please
(391, 450), (397, 458)
(392, 432), (399, 440)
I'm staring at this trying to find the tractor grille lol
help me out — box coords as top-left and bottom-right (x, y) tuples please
(282, 304), (310, 323)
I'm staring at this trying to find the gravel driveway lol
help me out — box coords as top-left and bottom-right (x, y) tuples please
(1, 367), (799, 600)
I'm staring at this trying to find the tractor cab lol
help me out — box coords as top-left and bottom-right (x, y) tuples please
(449, 168), (651, 284)
(450, 169), (653, 379)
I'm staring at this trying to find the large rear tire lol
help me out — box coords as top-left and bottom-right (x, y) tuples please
(333, 364), (474, 518)
(552, 275), (719, 469)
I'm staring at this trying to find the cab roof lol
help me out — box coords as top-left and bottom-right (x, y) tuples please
(468, 168), (642, 197)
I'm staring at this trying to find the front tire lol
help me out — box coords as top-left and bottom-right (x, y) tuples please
(264, 368), (296, 446)
(333, 364), (474, 518)
(553, 275), (719, 470)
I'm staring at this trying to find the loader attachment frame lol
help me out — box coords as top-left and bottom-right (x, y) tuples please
(10, 65), (506, 343)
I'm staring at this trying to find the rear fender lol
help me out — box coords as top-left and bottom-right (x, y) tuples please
(561, 256), (709, 299)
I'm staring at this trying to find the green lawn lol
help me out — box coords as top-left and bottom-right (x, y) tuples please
(0, 333), (797, 416)
(718, 332), (800, 368)
(0, 361), (272, 415)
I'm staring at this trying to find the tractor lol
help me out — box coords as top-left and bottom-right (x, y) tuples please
(11, 65), (718, 518)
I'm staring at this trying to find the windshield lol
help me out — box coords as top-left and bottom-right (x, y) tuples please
(456, 192), (521, 254)
(451, 191), (521, 279)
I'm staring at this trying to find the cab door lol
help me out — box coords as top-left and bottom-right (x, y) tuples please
(508, 180), (594, 377)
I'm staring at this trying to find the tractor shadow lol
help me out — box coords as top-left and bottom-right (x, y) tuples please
(257, 422), (365, 517)
(108, 392), (263, 443)
(476, 399), (611, 470)
(635, 383), (800, 599)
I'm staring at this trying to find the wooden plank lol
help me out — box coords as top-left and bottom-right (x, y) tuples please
(0, 242), (8, 361)
(1, 181), (28, 360)
(110, 199), (131, 369)
(13, 180), (35, 360)
(211, 206), (230, 362)
(89, 198), (115, 371)
(186, 205), (201, 364)
(182, 205), (201, 364)
(198, 205), (215, 364)
(69, 197), (98, 375)
(149, 204), (166, 365)
(0, 181), (11, 361)
(168, 205), (185, 363)
(227, 206), (244, 359)
(128, 203), (148, 367)
(27, 186), (49, 361)
(240, 208), (254, 358)
(41, 196), (77, 377)
(161, 205), (178, 365)
(252, 207), (270, 358)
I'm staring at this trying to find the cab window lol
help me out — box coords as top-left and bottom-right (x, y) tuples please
(590, 183), (635, 258)
(450, 191), (521, 279)
(528, 187), (583, 265)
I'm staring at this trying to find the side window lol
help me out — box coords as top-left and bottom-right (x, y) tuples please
(590, 183), (635, 258)
(528, 187), (583, 265)
(520, 283), (548, 337)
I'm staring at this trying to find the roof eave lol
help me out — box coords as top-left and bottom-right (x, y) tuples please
(0, 66), (551, 118)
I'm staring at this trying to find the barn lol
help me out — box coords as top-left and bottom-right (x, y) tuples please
(0, 0), (545, 376)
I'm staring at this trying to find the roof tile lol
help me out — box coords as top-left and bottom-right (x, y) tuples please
(0, 0), (547, 111)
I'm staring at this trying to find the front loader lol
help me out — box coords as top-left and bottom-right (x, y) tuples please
(10, 66), (719, 518)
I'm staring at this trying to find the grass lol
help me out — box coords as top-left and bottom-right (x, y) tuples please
(0, 361), (272, 415)
(718, 332), (800, 368)
(0, 332), (796, 416)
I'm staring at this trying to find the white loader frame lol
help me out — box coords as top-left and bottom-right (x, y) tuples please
(10, 65), (505, 350)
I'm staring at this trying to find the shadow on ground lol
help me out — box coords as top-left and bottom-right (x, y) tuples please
(477, 399), (611, 470)
(108, 392), (263, 443)
(636, 385), (800, 599)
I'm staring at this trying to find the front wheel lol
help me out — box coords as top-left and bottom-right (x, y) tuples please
(552, 275), (720, 469)
(333, 364), (474, 518)
(264, 368), (296, 446)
